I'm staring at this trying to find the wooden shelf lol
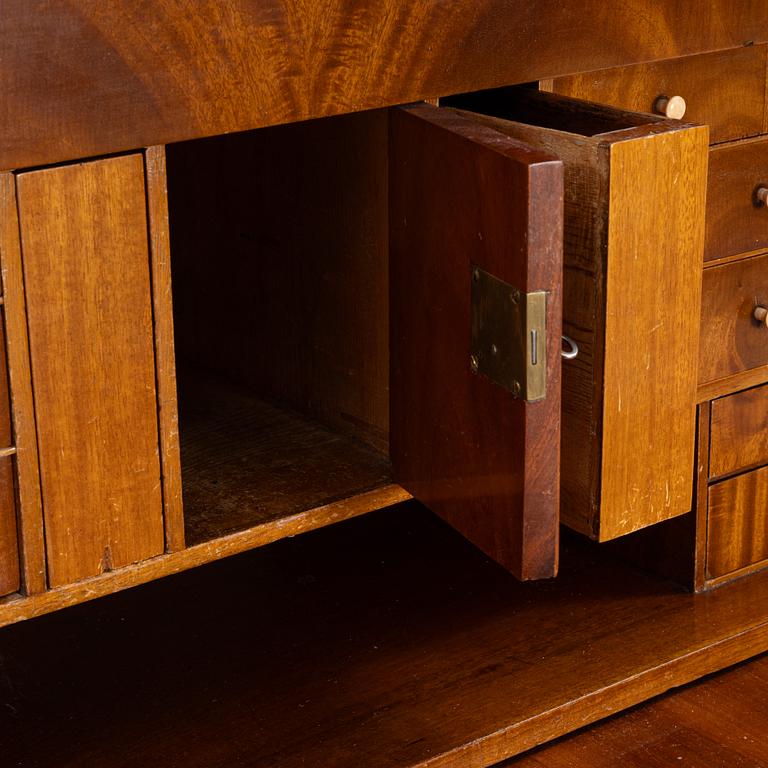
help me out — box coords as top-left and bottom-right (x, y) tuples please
(179, 370), (395, 546)
(5, 504), (768, 767)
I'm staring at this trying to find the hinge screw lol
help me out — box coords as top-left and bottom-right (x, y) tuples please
(470, 354), (479, 373)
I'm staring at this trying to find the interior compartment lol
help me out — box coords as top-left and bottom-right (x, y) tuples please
(165, 110), (397, 546)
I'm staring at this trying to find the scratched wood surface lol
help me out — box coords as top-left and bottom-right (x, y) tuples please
(0, 1), (766, 170)
(16, 155), (165, 587)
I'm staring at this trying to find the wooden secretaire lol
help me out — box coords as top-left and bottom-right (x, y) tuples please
(2, 3), (768, 766)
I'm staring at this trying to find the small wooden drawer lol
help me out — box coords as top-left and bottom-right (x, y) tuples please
(699, 253), (768, 384)
(546, 46), (767, 145)
(707, 465), (768, 580)
(443, 88), (708, 543)
(705, 137), (768, 262)
(710, 384), (768, 480)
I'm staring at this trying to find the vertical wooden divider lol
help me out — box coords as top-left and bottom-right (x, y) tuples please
(145, 146), (185, 552)
(0, 173), (46, 594)
(17, 155), (166, 587)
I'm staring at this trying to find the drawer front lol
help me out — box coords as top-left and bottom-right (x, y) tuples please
(706, 138), (768, 262)
(548, 46), (767, 145)
(0, 313), (19, 597)
(707, 465), (768, 579)
(16, 154), (165, 587)
(444, 88), (708, 542)
(710, 384), (768, 479)
(699, 254), (768, 383)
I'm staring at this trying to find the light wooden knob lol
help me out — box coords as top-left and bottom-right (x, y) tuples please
(754, 306), (768, 326)
(654, 95), (686, 120)
(756, 186), (768, 207)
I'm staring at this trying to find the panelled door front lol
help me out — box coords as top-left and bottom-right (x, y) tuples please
(15, 155), (165, 587)
(390, 104), (564, 580)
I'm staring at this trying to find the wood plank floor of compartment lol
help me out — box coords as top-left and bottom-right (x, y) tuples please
(178, 370), (396, 545)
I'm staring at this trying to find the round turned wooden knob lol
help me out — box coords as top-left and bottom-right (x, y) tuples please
(754, 306), (768, 326)
(654, 94), (687, 120)
(756, 186), (768, 207)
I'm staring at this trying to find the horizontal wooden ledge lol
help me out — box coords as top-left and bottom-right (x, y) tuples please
(703, 247), (768, 270)
(0, 483), (411, 628)
(698, 365), (768, 402)
(6, 505), (768, 768)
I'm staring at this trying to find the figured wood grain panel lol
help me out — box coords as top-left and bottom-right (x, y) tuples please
(705, 137), (768, 262)
(699, 253), (768, 383)
(0, 1), (766, 170)
(710, 384), (768, 480)
(707, 466), (768, 579)
(144, 146), (185, 552)
(600, 125), (708, 540)
(390, 104), (563, 580)
(16, 155), (164, 587)
(0, 173), (45, 594)
(448, 91), (708, 541)
(547, 46), (767, 145)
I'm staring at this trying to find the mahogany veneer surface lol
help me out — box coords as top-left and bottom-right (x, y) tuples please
(0, 1), (766, 170)
(4, 505), (768, 767)
(505, 654), (768, 767)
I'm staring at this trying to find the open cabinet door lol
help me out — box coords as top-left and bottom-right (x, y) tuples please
(390, 104), (563, 580)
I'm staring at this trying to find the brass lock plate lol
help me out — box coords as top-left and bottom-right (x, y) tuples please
(470, 265), (547, 402)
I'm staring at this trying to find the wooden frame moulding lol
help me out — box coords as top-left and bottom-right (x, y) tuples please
(144, 145), (186, 553)
(0, 172), (46, 595)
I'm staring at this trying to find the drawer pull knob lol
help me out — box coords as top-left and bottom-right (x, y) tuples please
(755, 186), (768, 208)
(754, 306), (768, 326)
(654, 95), (686, 120)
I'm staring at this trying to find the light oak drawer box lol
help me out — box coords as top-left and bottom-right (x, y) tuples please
(710, 384), (768, 480)
(699, 253), (768, 384)
(546, 46), (767, 145)
(706, 137), (768, 262)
